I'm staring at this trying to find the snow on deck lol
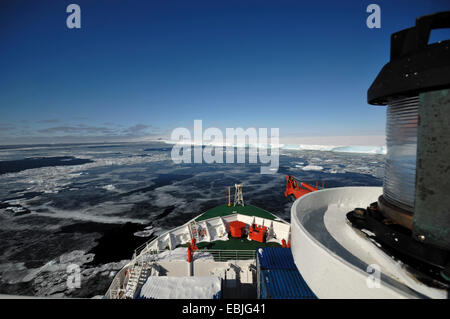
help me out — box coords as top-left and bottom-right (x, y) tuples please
(138, 276), (221, 299)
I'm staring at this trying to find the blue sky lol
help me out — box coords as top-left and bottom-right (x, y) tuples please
(0, 0), (449, 144)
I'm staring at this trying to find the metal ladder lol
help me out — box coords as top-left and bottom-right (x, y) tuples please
(133, 265), (151, 297)
(124, 264), (143, 299)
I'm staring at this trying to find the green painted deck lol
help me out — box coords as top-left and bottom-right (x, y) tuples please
(196, 204), (277, 222)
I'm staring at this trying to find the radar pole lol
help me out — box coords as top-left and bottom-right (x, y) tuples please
(234, 184), (244, 207)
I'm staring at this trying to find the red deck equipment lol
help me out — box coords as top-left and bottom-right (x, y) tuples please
(191, 238), (198, 251)
(284, 175), (324, 200)
(187, 243), (193, 263)
(301, 182), (318, 192)
(187, 238), (199, 262)
(229, 221), (247, 238)
(248, 224), (267, 243)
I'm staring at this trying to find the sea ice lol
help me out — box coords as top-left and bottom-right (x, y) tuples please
(302, 165), (324, 171)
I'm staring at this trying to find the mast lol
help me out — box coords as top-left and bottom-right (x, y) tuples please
(234, 184), (244, 207)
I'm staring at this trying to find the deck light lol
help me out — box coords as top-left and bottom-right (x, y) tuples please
(347, 11), (450, 286)
(368, 11), (450, 245)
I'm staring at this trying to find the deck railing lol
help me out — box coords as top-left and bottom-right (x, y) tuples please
(136, 248), (256, 263)
(132, 211), (289, 261)
(198, 249), (256, 262)
(134, 239), (156, 258)
(131, 213), (236, 259)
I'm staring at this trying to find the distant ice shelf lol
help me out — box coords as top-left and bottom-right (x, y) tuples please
(163, 140), (387, 155)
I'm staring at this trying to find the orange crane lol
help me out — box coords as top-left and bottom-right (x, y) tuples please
(284, 175), (324, 201)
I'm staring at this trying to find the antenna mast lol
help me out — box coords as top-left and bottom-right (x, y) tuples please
(234, 184), (244, 207)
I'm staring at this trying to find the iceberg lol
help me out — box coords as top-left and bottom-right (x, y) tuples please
(283, 144), (386, 154)
(330, 145), (386, 154)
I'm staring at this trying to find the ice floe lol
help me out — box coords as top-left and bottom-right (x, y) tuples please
(301, 165), (324, 171)
(134, 226), (155, 238)
(0, 153), (169, 195)
(0, 250), (130, 297)
(102, 184), (118, 192)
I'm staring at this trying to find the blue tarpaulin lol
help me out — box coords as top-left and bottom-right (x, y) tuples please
(257, 247), (297, 270)
(260, 269), (316, 299)
(257, 248), (317, 299)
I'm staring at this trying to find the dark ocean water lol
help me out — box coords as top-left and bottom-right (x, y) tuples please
(0, 142), (384, 297)
(0, 157), (93, 175)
